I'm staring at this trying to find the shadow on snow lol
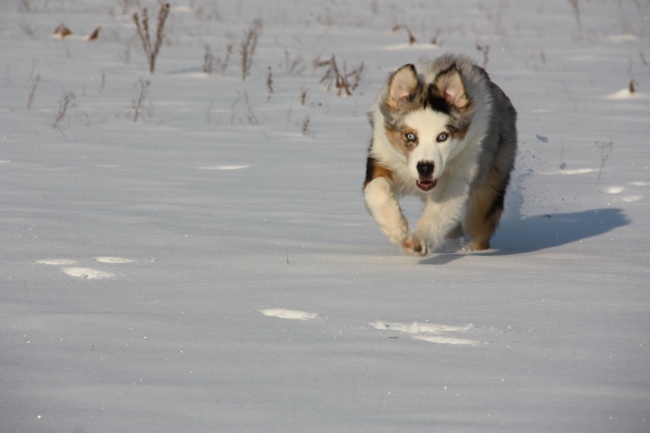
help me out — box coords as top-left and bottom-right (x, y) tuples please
(421, 208), (629, 265)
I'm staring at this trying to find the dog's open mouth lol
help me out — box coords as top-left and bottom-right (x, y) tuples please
(416, 179), (438, 191)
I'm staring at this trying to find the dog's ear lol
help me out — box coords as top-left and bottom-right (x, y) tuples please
(386, 64), (419, 109)
(433, 65), (471, 111)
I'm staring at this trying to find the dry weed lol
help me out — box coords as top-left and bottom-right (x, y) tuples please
(133, 3), (170, 73)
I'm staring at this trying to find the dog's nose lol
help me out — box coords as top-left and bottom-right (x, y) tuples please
(416, 161), (434, 178)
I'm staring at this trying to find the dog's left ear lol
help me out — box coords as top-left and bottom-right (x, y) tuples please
(433, 65), (471, 111)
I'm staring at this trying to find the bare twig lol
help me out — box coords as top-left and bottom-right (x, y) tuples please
(347, 62), (364, 92)
(217, 42), (233, 74)
(230, 90), (258, 125)
(568, 0), (582, 38)
(266, 67), (273, 101)
(242, 91), (258, 124)
(131, 78), (150, 122)
(133, 3), (170, 73)
(595, 140), (613, 180)
(392, 24), (416, 45)
(240, 19), (263, 80)
(26, 73), (41, 109)
(301, 115), (311, 136)
(284, 49), (305, 76)
(203, 44), (214, 74)
(629, 79), (638, 94)
(52, 91), (76, 137)
(300, 85), (308, 106)
(316, 55), (364, 96)
(229, 93), (240, 125)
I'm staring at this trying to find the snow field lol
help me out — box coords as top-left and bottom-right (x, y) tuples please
(1, 0), (649, 432)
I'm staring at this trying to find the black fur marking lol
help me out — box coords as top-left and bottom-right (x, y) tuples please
(485, 172), (511, 221)
(425, 85), (452, 114)
(485, 192), (505, 221)
(364, 155), (378, 187)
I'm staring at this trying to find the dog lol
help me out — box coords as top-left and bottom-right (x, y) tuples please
(363, 53), (517, 256)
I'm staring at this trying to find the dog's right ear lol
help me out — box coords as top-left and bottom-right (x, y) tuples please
(386, 64), (419, 109)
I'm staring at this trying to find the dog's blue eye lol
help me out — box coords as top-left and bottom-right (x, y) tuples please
(437, 132), (449, 142)
(405, 133), (416, 142)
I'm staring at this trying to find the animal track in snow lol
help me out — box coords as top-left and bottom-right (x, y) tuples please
(369, 321), (485, 347)
(381, 43), (438, 51)
(197, 165), (250, 171)
(36, 256), (136, 280)
(412, 335), (483, 346)
(601, 184), (645, 202)
(552, 168), (600, 175)
(95, 256), (134, 264)
(258, 310), (487, 347)
(36, 258), (78, 266)
(601, 186), (624, 194)
(259, 308), (319, 320)
(62, 267), (116, 279)
(603, 88), (650, 100)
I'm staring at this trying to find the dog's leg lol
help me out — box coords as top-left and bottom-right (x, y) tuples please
(465, 168), (510, 251)
(403, 180), (469, 256)
(364, 177), (408, 244)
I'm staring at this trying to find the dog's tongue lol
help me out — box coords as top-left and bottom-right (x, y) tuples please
(416, 179), (437, 191)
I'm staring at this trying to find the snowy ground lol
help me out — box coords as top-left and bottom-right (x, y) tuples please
(1, 1), (649, 432)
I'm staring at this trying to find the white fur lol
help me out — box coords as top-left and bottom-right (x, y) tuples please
(364, 176), (409, 243)
(403, 110), (462, 181)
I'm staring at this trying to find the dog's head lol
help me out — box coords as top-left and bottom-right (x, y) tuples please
(380, 64), (475, 191)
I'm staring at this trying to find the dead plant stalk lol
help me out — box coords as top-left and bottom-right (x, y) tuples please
(132, 78), (150, 122)
(52, 91), (75, 138)
(133, 3), (170, 73)
(316, 55), (364, 96)
(241, 19), (262, 80)
(27, 73), (41, 109)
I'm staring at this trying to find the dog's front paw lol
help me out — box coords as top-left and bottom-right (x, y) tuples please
(401, 234), (429, 256)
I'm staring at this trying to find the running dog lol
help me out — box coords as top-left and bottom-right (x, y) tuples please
(363, 53), (517, 256)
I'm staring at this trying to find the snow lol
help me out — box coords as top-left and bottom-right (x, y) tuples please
(260, 309), (320, 321)
(60, 267), (117, 280)
(1, 0), (649, 432)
